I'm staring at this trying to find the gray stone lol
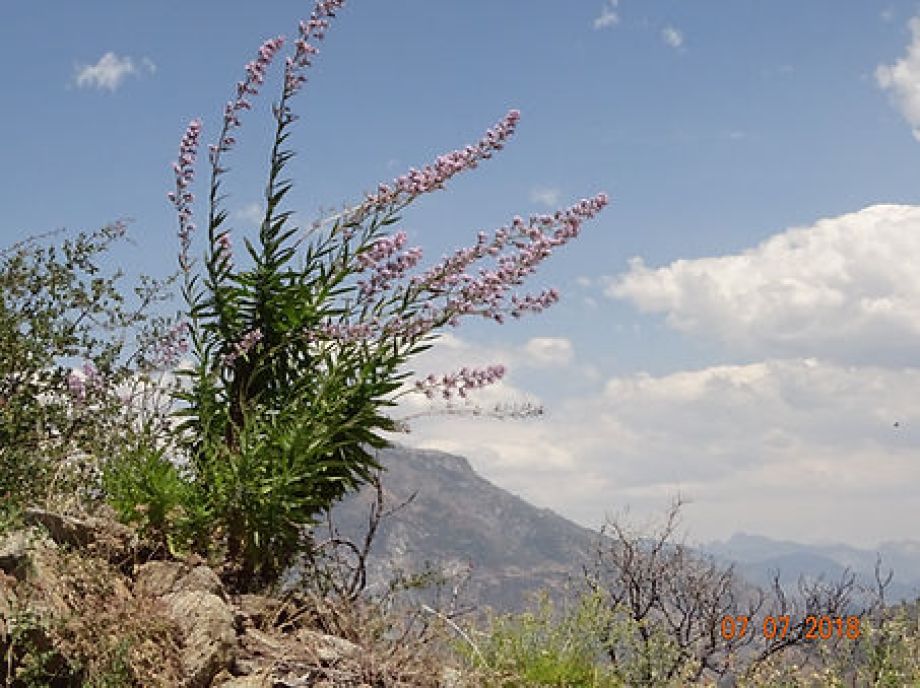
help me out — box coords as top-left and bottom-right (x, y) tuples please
(0, 530), (35, 578)
(134, 560), (185, 597)
(162, 590), (236, 688)
(213, 673), (270, 688)
(294, 628), (361, 665)
(23, 507), (138, 564)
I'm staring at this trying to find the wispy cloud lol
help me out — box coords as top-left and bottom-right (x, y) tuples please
(524, 337), (574, 368)
(593, 1), (619, 30)
(74, 52), (153, 92)
(234, 202), (264, 227)
(877, 16), (920, 140)
(661, 25), (684, 49)
(530, 187), (561, 207)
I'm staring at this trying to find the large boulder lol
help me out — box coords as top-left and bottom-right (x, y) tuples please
(134, 560), (236, 687)
(164, 589), (236, 688)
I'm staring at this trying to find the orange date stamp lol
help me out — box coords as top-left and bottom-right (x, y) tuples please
(720, 615), (861, 641)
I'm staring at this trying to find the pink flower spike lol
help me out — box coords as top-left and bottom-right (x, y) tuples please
(170, 118), (203, 274)
(353, 109), (522, 221)
(413, 363), (507, 400)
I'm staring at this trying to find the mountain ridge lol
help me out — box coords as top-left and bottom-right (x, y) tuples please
(329, 444), (920, 610)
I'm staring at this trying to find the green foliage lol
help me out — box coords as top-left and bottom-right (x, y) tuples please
(167, 41), (442, 589)
(2, 608), (82, 687)
(856, 605), (920, 686)
(0, 224), (177, 515)
(597, 606), (689, 687)
(463, 592), (920, 687)
(79, 639), (133, 688)
(102, 425), (209, 557)
(464, 592), (622, 687)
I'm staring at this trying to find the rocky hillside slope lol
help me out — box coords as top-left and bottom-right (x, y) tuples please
(0, 508), (463, 687)
(329, 445), (599, 612)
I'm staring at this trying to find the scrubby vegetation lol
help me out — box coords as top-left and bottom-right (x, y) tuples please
(1, 1), (918, 685)
(459, 503), (920, 687)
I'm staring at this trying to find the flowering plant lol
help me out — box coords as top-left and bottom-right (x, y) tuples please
(0, 223), (180, 518)
(159, 0), (607, 588)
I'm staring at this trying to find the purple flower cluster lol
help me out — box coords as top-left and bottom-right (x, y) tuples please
(222, 328), (264, 367)
(355, 231), (424, 300)
(216, 232), (233, 267)
(66, 362), (104, 404)
(353, 110), (521, 221)
(211, 36), (285, 164)
(509, 288), (560, 319)
(309, 320), (379, 344)
(164, 4), (612, 422)
(356, 231), (407, 267)
(284, 0), (346, 98)
(416, 193), (609, 324)
(167, 119), (202, 273)
(307, 193), (608, 348)
(414, 365), (507, 400)
(152, 321), (191, 369)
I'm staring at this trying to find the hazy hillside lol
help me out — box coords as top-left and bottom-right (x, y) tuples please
(329, 445), (598, 611)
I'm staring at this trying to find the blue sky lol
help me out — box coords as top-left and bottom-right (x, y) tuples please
(3, 1), (920, 548)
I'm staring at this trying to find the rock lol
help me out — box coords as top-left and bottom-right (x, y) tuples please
(294, 628), (360, 665)
(163, 590), (236, 688)
(23, 507), (138, 565)
(0, 530), (71, 619)
(135, 560), (226, 599)
(213, 674), (269, 687)
(134, 560), (185, 597)
(182, 565), (225, 597)
(230, 626), (364, 685)
(0, 515), (469, 687)
(0, 529), (37, 578)
(235, 626), (285, 673)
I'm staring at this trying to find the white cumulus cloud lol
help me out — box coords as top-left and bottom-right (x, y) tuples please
(593, 1), (619, 30)
(74, 52), (151, 92)
(877, 16), (920, 140)
(234, 202), (264, 227)
(607, 204), (920, 364)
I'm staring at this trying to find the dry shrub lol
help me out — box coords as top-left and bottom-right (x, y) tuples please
(263, 587), (461, 687)
(20, 544), (183, 687)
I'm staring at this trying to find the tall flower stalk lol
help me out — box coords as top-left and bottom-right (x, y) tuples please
(164, 0), (608, 590)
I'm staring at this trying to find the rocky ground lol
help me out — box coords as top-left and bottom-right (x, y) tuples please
(0, 508), (467, 687)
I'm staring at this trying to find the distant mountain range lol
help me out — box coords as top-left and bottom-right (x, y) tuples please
(329, 445), (920, 611)
(705, 533), (920, 603)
